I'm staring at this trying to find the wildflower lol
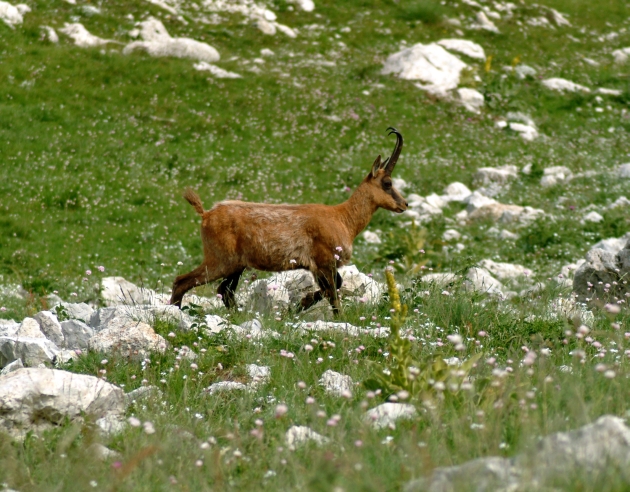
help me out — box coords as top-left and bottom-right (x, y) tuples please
(0, 307), (5, 312)
(304, 344), (313, 352)
(274, 404), (288, 418)
(478, 331), (487, 337)
(177, 261), (183, 266)
(297, 381), (307, 389)
(355, 440), (363, 447)
(101, 359), (108, 365)
(97, 266), (105, 272)
(604, 370), (616, 379)
(128, 417), (141, 427)
(341, 389), (352, 399)
(168, 332), (175, 338)
(335, 246), (343, 252)
(195, 460), (203, 467)
(143, 421), (156, 434)
(605, 303), (621, 314)
(334, 254), (340, 260)
(85, 269), (92, 276)
(306, 397), (315, 404)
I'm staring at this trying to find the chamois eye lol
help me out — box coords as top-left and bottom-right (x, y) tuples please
(383, 180), (392, 190)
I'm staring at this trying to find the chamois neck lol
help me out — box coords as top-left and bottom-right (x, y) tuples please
(335, 182), (379, 239)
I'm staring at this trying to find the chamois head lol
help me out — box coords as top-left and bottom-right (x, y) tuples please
(364, 127), (408, 213)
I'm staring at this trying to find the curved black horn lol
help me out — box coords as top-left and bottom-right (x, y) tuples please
(383, 127), (403, 175)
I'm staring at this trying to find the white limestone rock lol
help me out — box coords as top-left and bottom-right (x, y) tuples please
(420, 273), (458, 287)
(465, 268), (504, 295)
(612, 47), (630, 64)
(364, 403), (417, 429)
(207, 381), (248, 394)
(362, 230), (382, 244)
(194, 61), (242, 79)
(471, 11), (499, 33)
(124, 17), (220, 63)
(33, 311), (64, 347)
(286, 425), (328, 450)
(457, 88), (484, 113)
(0, 336), (59, 367)
(204, 314), (228, 334)
(549, 8), (571, 27)
(618, 163), (630, 178)
(246, 364), (270, 386)
(382, 43), (468, 96)
(474, 165), (518, 185)
(41, 25), (59, 43)
(542, 77), (590, 93)
(16, 318), (45, 339)
(60, 302), (94, 323)
(465, 191), (498, 214)
(479, 260), (531, 281)
(591, 233), (630, 255)
(125, 385), (162, 405)
(441, 182), (472, 202)
(541, 166), (573, 187)
(59, 23), (115, 48)
(60, 320), (94, 350)
(0, 1), (27, 28)
(0, 358), (23, 375)
(319, 369), (353, 397)
(0, 319), (19, 338)
(87, 442), (121, 461)
(509, 122), (539, 141)
(514, 64), (536, 79)
(294, 320), (389, 338)
(100, 276), (164, 307)
(0, 368), (125, 439)
(437, 39), (485, 60)
(584, 211), (604, 223)
(442, 229), (461, 242)
(88, 320), (166, 360)
(339, 265), (384, 303)
(406, 415), (630, 492)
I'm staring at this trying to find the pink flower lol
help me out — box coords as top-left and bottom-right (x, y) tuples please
(97, 266), (105, 272)
(274, 404), (288, 418)
(85, 269), (92, 276)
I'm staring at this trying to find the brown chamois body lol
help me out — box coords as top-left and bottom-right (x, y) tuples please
(170, 128), (408, 314)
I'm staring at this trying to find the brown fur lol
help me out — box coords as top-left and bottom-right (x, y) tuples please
(170, 128), (408, 314)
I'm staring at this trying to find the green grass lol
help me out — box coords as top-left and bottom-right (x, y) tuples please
(1, 0), (630, 489)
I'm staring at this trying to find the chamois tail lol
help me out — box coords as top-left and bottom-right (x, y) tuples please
(183, 188), (205, 216)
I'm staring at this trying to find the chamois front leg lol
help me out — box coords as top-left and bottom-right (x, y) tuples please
(217, 269), (243, 309)
(316, 268), (343, 315)
(298, 271), (342, 313)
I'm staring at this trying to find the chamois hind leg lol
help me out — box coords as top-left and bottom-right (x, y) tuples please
(217, 269), (243, 309)
(170, 264), (217, 308)
(298, 271), (343, 312)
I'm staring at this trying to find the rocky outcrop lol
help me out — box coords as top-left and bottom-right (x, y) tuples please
(573, 236), (630, 303)
(0, 368), (125, 439)
(405, 415), (630, 492)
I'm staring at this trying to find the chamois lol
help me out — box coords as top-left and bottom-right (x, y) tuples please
(170, 127), (408, 314)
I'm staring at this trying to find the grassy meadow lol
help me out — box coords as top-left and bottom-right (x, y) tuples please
(1, 0), (630, 490)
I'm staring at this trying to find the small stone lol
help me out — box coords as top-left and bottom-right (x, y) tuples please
(362, 230), (382, 244)
(364, 403), (417, 429)
(33, 311), (64, 347)
(286, 425), (328, 450)
(319, 370), (353, 397)
(584, 211), (604, 223)
(618, 163), (630, 178)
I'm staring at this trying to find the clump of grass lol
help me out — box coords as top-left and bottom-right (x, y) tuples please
(397, 1), (448, 24)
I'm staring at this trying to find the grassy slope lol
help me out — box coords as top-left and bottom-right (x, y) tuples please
(1, 0), (630, 490)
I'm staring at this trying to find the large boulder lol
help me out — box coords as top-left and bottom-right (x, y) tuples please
(0, 368), (125, 439)
(0, 333), (60, 368)
(100, 277), (164, 307)
(123, 17), (220, 63)
(382, 42), (469, 96)
(405, 415), (630, 491)
(88, 320), (166, 360)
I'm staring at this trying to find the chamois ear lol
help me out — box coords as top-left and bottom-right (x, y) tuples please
(370, 155), (382, 178)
